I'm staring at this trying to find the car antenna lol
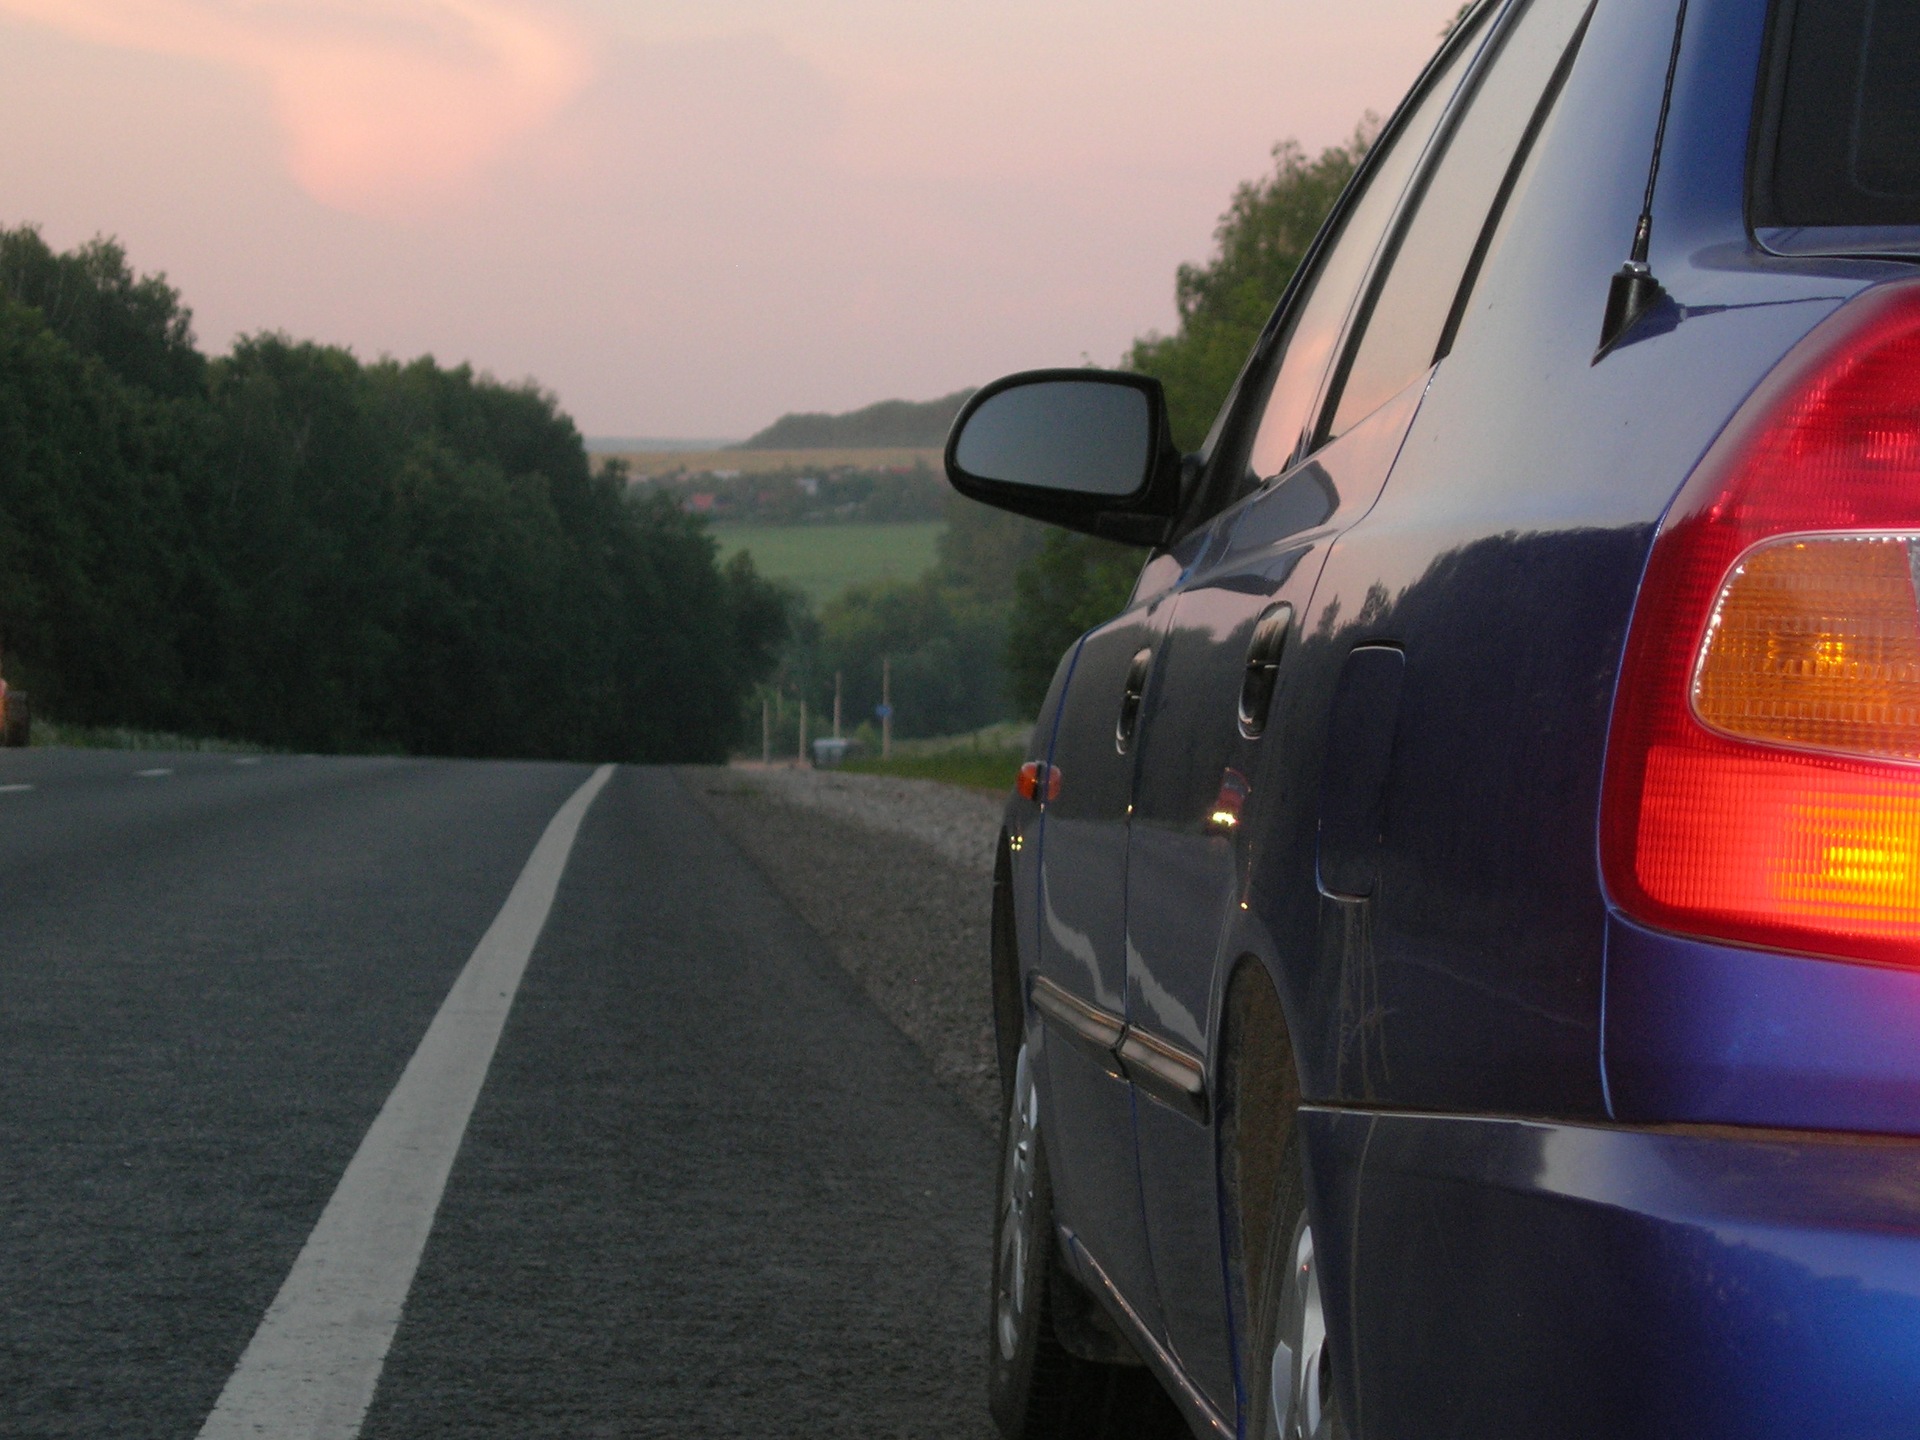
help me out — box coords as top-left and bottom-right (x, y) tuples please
(1597, 0), (1689, 357)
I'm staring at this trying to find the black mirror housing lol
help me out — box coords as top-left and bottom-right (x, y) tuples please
(943, 369), (1185, 547)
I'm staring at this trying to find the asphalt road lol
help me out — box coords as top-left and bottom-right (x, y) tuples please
(0, 752), (996, 1438)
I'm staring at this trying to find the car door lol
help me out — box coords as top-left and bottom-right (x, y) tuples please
(1029, 542), (1188, 1329)
(1118, 0), (1597, 1415)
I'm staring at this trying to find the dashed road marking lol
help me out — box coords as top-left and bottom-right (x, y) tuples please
(231, 757), (263, 765)
(0, 783), (31, 793)
(195, 763), (615, 1440)
(133, 768), (173, 778)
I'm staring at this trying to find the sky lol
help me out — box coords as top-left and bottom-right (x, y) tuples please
(0, 0), (1463, 437)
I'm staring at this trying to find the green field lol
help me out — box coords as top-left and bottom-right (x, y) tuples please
(712, 522), (943, 606)
(839, 722), (1030, 793)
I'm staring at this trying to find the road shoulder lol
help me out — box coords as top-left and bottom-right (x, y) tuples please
(678, 766), (1001, 1126)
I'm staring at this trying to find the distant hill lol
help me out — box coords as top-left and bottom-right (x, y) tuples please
(736, 389), (975, 451)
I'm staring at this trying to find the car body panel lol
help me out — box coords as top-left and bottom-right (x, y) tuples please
(1305, 1107), (1920, 1438)
(1030, 597), (1164, 1332)
(1606, 916), (1920, 1135)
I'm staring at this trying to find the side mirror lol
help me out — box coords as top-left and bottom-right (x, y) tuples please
(944, 369), (1185, 546)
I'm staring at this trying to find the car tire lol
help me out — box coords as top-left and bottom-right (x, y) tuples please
(989, 1042), (1186, 1440)
(1247, 1128), (1346, 1440)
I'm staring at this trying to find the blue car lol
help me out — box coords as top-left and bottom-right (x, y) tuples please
(945, 0), (1920, 1435)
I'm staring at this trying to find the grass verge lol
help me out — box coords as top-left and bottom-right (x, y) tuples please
(32, 718), (269, 753)
(711, 521), (943, 607)
(841, 749), (1023, 792)
(839, 722), (1030, 793)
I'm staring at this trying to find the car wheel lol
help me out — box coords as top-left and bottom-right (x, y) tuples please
(988, 1041), (1185, 1440)
(1250, 1131), (1345, 1440)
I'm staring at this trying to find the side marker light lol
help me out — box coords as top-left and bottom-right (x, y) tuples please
(1016, 761), (1062, 804)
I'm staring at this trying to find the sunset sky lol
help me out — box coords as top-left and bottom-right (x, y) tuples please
(0, 0), (1462, 437)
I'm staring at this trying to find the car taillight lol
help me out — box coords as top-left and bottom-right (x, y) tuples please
(1601, 281), (1920, 965)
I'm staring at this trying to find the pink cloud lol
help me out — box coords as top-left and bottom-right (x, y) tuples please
(0, 0), (590, 213)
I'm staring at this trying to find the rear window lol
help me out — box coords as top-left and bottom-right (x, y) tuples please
(1760, 0), (1920, 227)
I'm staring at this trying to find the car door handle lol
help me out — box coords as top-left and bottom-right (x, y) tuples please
(1115, 647), (1153, 755)
(1237, 602), (1293, 739)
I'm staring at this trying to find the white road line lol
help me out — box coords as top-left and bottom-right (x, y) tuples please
(196, 763), (615, 1440)
(0, 783), (30, 793)
(231, 757), (263, 765)
(134, 767), (173, 777)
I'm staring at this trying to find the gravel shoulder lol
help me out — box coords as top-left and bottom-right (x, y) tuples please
(678, 766), (1005, 1126)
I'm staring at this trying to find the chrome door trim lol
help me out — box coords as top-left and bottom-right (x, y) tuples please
(1029, 973), (1210, 1122)
(1117, 1028), (1210, 1124)
(1030, 973), (1127, 1080)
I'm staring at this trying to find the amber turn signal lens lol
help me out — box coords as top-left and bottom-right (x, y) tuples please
(1693, 534), (1920, 762)
(1016, 761), (1061, 803)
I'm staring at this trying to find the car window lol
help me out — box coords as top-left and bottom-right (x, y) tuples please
(1437, 8), (1589, 359)
(1323, 0), (1595, 441)
(1242, 11), (1491, 486)
(1761, 0), (1920, 226)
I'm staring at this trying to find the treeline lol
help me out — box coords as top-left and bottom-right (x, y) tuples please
(763, 494), (1047, 744)
(0, 226), (786, 760)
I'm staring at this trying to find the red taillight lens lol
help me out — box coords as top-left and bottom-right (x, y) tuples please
(1602, 281), (1920, 966)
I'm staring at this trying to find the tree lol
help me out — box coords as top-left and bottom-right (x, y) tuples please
(936, 490), (1049, 604)
(1128, 124), (1374, 449)
(0, 224), (789, 760)
(0, 226), (204, 398)
(812, 573), (1008, 740)
(1005, 531), (1139, 716)
(0, 297), (195, 724)
(751, 486), (1049, 745)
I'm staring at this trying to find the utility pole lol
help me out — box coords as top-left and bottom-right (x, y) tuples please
(833, 671), (842, 740)
(798, 698), (808, 767)
(882, 656), (892, 760)
(761, 696), (770, 765)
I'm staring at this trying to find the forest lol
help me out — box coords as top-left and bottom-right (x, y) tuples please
(0, 225), (787, 761)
